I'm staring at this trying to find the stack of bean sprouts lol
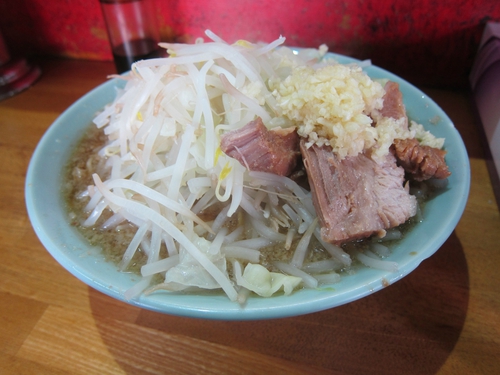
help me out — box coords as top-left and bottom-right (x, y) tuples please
(82, 30), (398, 303)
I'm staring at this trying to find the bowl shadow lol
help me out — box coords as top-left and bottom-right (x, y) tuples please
(89, 231), (469, 374)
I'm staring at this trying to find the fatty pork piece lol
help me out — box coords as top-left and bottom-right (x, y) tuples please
(300, 140), (417, 244)
(392, 138), (451, 181)
(220, 117), (300, 176)
(378, 81), (451, 181)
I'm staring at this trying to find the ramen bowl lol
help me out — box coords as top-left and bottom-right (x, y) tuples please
(25, 52), (470, 320)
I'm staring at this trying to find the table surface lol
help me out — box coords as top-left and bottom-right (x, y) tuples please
(1, 58), (499, 375)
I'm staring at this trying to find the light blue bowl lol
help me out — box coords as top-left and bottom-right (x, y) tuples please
(25, 54), (470, 320)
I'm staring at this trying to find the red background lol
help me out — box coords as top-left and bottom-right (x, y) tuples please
(0, 0), (499, 88)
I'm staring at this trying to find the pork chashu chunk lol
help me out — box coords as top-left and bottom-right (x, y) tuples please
(379, 81), (408, 129)
(220, 117), (300, 176)
(393, 138), (451, 181)
(379, 81), (451, 181)
(300, 140), (417, 244)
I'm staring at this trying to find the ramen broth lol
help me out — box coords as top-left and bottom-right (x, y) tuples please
(63, 124), (426, 287)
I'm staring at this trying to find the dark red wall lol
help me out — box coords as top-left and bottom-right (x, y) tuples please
(1, 0), (499, 88)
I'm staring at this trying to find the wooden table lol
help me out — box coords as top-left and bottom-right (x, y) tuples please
(1, 58), (499, 375)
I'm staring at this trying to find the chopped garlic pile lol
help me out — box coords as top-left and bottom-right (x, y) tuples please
(411, 121), (445, 148)
(270, 63), (386, 158)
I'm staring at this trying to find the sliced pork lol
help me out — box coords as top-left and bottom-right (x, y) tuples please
(300, 140), (417, 244)
(393, 138), (451, 181)
(220, 117), (300, 176)
(378, 81), (451, 181)
(379, 81), (408, 129)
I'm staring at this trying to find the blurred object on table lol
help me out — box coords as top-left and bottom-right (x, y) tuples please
(1, 0), (499, 89)
(0, 28), (41, 102)
(470, 22), (500, 208)
(100, 0), (163, 73)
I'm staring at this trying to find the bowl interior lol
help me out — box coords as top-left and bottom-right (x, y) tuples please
(25, 53), (470, 320)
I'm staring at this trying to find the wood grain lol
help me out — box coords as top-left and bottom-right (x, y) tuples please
(0, 58), (499, 375)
